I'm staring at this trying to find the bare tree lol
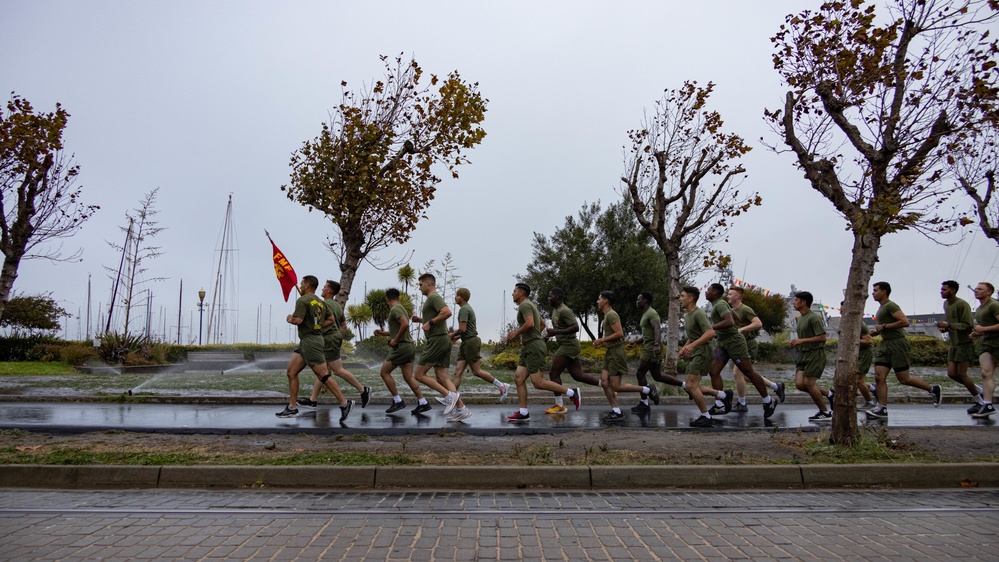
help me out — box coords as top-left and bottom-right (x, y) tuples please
(105, 188), (165, 336)
(767, 0), (999, 444)
(0, 94), (98, 321)
(622, 81), (758, 376)
(957, 125), (999, 241)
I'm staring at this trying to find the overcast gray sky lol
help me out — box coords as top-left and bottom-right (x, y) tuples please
(4, 0), (998, 344)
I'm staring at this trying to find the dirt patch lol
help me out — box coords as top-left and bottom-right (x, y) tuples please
(3, 426), (997, 466)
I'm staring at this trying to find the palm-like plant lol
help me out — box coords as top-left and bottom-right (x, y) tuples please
(346, 303), (373, 340)
(397, 264), (416, 295)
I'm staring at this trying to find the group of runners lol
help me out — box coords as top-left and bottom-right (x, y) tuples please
(274, 273), (999, 425)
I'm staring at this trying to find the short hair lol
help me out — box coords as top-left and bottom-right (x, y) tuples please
(980, 282), (996, 294)
(795, 291), (814, 307)
(456, 287), (470, 301)
(549, 287), (565, 301)
(728, 286), (745, 296)
(942, 280), (959, 292)
(639, 291), (654, 305)
(681, 286), (700, 302)
(873, 281), (892, 296)
(599, 290), (616, 305)
(515, 282), (532, 297)
(418, 273), (436, 284)
(301, 275), (319, 290)
(325, 280), (342, 294)
(385, 288), (401, 300)
(709, 282), (725, 295)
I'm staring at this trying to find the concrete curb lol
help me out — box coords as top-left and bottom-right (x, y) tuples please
(1, 463), (996, 490)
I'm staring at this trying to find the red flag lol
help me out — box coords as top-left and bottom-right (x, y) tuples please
(269, 238), (298, 302)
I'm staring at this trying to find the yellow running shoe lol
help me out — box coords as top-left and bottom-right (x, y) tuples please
(545, 404), (568, 414)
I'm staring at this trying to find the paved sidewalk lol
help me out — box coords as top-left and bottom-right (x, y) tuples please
(1, 489), (996, 561)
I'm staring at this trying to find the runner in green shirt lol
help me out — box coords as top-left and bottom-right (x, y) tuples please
(372, 288), (420, 414)
(410, 273), (461, 417)
(867, 281), (940, 419)
(789, 291), (831, 422)
(727, 287), (785, 412)
(299, 280), (370, 411)
(678, 286), (723, 427)
(541, 288), (601, 414)
(704, 283), (777, 419)
(506, 283), (580, 423)
(936, 280), (985, 414)
(449, 287), (510, 406)
(628, 291), (684, 414)
(276, 275), (353, 422)
(970, 282), (999, 417)
(594, 290), (657, 423)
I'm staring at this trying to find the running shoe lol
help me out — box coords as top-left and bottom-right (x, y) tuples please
(602, 411), (625, 423)
(732, 402), (749, 413)
(967, 403), (984, 415)
(646, 385), (660, 405)
(360, 386), (371, 408)
(775, 382), (786, 403)
(498, 382), (511, 402)
(569, 388), (582, 410)
(931, 385), (942, 407)
(972, 404), (996, 418)
(631, 402), (651, 413)
(386, 400), (406, 414)
(865, 406), (888, 419)
(434, 396), (447, 405)
(443, 392), (460, 415)
(763, 399), (778, 419)
(412, 403), (432, 415)
(275, 406), (299, 418)
(808, 411), (832, 423)
(339, 399), (354, 422)
(447, 408), (473, 422)
(862, 400), (878, 410)
(545, 404), (568, 414)
(708, 405), (727, 416)
(507, 411), (530, 423)
(722, 391), (733, 414)
(689, 415), (713, 428)
(296, 398), (318, 408)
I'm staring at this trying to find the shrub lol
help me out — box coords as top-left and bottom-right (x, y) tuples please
(353, 336), (390, 362)
(0, 335), (58, 361)
(486, 348), (520, 370)
(58, 343), (99, 366)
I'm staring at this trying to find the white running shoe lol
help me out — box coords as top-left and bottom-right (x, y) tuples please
(443, 392), (460, 415)
(499, 382), (511, 402)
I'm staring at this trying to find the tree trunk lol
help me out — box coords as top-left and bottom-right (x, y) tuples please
(664, 251), (682, 377)
(577, 314), (596, 341)
(830, 229), (882, 445)
(0, 253), (23, 324)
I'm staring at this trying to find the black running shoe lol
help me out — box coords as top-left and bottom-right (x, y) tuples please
(763, 399), (778, 419)
(646, 385), (660, 405)
(339, 399), (354, 422)
(412, 403), (432, 415)
(972, 403), (996, 418)
(296, 398), (317, 408)
(275, 406), (299, 418)
(968, 403), (984, 415)
(690, 415), (713, 428)
(360, 386), (371, 408)
(808, 410), (832, 423)
(603, 411), (625, 423)
(722, 391), (733, 414)
(865, 406), (888, 419)
(775, 382), (786, 403)
(385, 400), (406, 414)
(931, 385), (942, 407)
(708, 405), (727, 416)
(631, 402), (651, 413)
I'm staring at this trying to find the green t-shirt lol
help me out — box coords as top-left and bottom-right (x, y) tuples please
(602, 309), (624, 349)
(709, 298), (738, 339)
(457, 303), (477, 340)
(684, 307), (712, 342)
(976, 298), (999, 342)
(517, 299), (543, 343)
(732, 303), (760, 340)
(944, 297), (973, 347)
(859, 322), (873, 362)
(422, 292), (448, 338)
(388, 302), (413, 344)
(551, 304), (579, 346)
(640, 307), (660, 346)
(876, 300), (905, 340)
(293, 293), (327, 340)
(322, 298), (344, 339)
(795, 309), (826, 352)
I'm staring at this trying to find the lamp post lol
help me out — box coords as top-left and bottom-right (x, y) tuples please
(197, 288), (206, 346)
